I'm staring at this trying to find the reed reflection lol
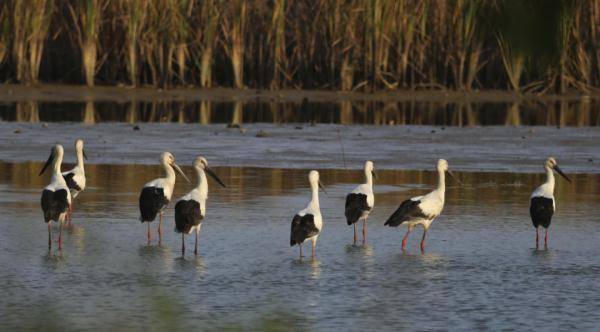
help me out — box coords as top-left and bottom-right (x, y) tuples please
(2, 99), (600, 126)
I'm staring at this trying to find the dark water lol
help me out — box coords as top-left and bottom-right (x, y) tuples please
(2, 99), (600, 126)
(1, 162), (600, 330)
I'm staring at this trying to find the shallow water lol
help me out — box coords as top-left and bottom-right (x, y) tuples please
(1, 162), (599, 330)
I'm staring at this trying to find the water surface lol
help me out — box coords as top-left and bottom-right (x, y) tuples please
(1, 162), (599, 330)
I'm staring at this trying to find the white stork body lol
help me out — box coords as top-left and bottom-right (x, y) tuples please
(529, 157), (571, 248)
(290, 170), (325, 258)
(61, 139), (87, 223)
(385, 159), (459, 252)
(139, 152), (189, 245)
(39, 145), (72, 251)
(174, 156), (226, 256)
(345, 161), (375, 245)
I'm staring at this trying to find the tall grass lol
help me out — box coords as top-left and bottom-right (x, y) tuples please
(1, 0), (600, 93)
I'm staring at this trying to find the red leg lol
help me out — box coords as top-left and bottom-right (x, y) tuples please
(158, 213), (163, 245)
(535, 227), (539, 249)
(181, 233), (185, 256)
(402, 228), (411, 251)
(68, 203), (73, 226)
(58, 222), (63, 251)
(362, 219), (367, 245)
(420, 229), (428, 252)
(147, 222), (151, 245)
(48, 223), (52, 251)
(353, 224), (357, 245)
(194, 229), (199, 256)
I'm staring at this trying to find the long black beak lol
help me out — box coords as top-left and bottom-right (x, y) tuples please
(172, 163), (191, 183)
(206, 167), (226, 188)
(554, 165), (572, 183)
(372, 170), (378, 180)
(83, 149), (88, 160)
(447, 170), (463, 185)
(39, 150), (54, 176)
(318, 180), (328, 195)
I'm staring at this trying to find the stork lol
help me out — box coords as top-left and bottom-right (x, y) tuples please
(39, 145), (72, 251)
(61, 139), (87, 224)
(345, 161), (376, 245)
(384, 159), (460, 252)
(530, 157), (571, 249)
(290, 170), (327, 259)
(139, 152), (189, 245)
(174, 156), (226, 256)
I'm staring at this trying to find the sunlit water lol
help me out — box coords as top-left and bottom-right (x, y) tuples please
(1, 163), (599, 330)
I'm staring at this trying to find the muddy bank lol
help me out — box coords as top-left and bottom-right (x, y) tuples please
(1, 122), (598, 173)
(0, 84), (598, 103)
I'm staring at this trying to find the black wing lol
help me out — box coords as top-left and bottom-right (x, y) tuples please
(63, 173), (82, 191)
(139, 186), (169, 222)
(290, 214), (319, 246)
(384, 199), (430, 227)
(530, 197), (554, 228)
(174, 199), (203, 234)
(41, 189), (69, 222)
(345, 193), (371, 225)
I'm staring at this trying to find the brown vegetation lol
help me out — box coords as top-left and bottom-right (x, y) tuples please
(0, 0), (598, 93)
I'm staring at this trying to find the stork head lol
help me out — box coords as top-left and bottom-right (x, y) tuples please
(75, 139), (88, 160)
(309, 170), (327, 195)
(545, 157), (571, 182)
(161, 152), (190, 183)
(437, 159), (461, 185)
(194, 156), (226, 188)
(193, 156), (209, 169)
(365, 160), (377, 180)
(39, 144), (64, 176)
(545, 157), (557, 169)
(437, 159), (449, 172)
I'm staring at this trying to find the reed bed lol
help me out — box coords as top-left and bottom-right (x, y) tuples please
(0, 0), (599, 93)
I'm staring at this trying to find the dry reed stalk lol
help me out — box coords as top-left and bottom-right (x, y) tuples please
(195, 0), (220, 88)
(230, 0), (247, 89)
(67, 0), (105, 87)
(11, 0), (53, 83)
(269, 0), (286, 89)
(120, 0), (148, 86)
(0, 3), (8, 65)
(496, 34), (524, 91)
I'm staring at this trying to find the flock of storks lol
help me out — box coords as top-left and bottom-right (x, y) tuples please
(39, 139), (571, 257)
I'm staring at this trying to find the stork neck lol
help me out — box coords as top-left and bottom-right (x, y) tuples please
(51, 155), (64, 183)
(545, 166), (555, 190)
(196, 168), (208, 195)
(310, 181), (320, 208)
(76, 149), (85, 170)
(437, 168), (446, 193)
(365, 169), (373, 186)
(162, 161), (176, 183)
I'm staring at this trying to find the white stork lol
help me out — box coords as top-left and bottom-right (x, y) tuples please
(384, 159), (461, 252)
(139, 152), (189, 245)
(39, 144), (72, 251)
(345, 160), (376, 245)
(290, 170), (327, 259)
(174, 156), (226, 256)
(61, 139), (87, 224)
(530, 157), (571, 248)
